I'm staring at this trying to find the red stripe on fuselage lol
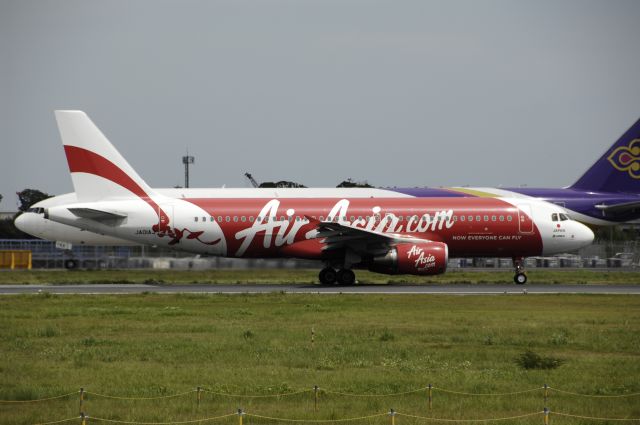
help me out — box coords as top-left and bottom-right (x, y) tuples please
(63, 145), (169, 229)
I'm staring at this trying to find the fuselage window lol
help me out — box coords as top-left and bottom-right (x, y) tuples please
(249, 216), (255, 222)
(210, 216), (214, 222)
(468, 215), (473, 222)
(202, 217), (206, 222)
(218, 216), (223, 222)
(241, 216), (246, 222)
(476, 216), (481, 222)
(484, 215), (489, 221)
(491, 215), (497, 221)
(507, 215), (513, 222)
(319, 216), (324, 221)
(232, 216), (238, 222)
(225, 216), (231, 222)
(499, 215), (505, 221)
(194, 217), (198, 222)
(460, 215), (465, 222)
(453, 215), (458, 221)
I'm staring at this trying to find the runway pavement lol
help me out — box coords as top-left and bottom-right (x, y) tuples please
(0, 283), (639, 295)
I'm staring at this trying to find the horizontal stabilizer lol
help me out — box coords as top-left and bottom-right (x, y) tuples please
(68, 207), (127, 224)
(594, 200), (640, 216)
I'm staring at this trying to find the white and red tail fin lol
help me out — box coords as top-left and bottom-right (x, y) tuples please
(55, 110), (156, 202)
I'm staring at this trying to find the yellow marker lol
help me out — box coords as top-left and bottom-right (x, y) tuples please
(389, 409), (396, 425)
(544, 408), (549, 425)
(80, 388), (84, 414)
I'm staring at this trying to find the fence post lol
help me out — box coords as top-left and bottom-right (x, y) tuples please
(79, 388), (84, 414)
(311, 328), (315, 346)
(543, 384), (548, 404)
(389, 409), (396, 425)
(314, 385), (319, 412)
(197, 386), (202, 407)
(543, 407), (549, 425)
(237, 408), (245, 425)
(428, 384), (432, 410)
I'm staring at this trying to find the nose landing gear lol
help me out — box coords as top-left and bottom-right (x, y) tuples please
(513, 257), (527, 284)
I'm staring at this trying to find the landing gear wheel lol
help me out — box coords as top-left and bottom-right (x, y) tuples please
(336, 269), (356, 285)
(514, 273), (527, 285)
(319, 267), (337, 285)
(512, 256), (527, 284)
(64, 259), (78, 270)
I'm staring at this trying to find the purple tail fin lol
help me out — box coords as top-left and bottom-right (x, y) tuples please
(570, 117), (640, 194)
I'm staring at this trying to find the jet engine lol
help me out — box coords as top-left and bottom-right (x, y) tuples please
(369, 242), (448, 275)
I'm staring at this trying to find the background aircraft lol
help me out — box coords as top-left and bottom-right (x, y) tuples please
(17, 111), (594, 284)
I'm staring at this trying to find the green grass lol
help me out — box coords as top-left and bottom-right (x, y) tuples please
(1, 268), (639, 284)
(0, 294), (639, 424)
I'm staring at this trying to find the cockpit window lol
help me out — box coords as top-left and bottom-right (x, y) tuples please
(551, 213), (558, 222)
(27, 207), (44, 214)
(559, 213), (569, 221)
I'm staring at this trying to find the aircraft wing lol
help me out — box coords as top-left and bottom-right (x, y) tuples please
(307, 216), (432, 256)
(594, 200), (640, 216)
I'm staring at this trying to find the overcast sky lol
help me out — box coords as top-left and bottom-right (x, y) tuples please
(2, 0), (640, 209)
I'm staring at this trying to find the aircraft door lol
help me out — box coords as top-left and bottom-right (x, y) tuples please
(518, 204), (534, 234)
(158, 204), (173, 232)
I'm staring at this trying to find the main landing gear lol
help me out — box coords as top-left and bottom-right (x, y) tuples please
(319, 267), (356, 285)
(512, 257), (527, 284)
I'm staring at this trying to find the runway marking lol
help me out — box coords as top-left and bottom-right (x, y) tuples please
(0, 284), (639, 295)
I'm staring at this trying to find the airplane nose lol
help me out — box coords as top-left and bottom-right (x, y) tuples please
(14, 214), (27, 233)
(574, 222), (595, 248)
(14, 213), (40, 237)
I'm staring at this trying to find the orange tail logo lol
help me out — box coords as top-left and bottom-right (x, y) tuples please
(608, 139), (640, 179)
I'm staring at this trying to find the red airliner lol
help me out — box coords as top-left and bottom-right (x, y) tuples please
(17, 111), (594, 284)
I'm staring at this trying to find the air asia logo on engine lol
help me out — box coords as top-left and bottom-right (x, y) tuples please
(608, 139), (640, 179)
(234, 199), (455, 256)
(407, 245), (437, 270)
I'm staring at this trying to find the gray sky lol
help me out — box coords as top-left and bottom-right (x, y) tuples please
(2, 0), (640, 209)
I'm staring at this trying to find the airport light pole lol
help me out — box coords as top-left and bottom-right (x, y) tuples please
(182, 155), (194, 188)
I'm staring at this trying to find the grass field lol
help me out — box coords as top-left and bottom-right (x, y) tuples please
(1, 268), (640, 285)
(0, 293), (639, 425)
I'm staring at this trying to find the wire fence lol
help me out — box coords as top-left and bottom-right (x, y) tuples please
(5, 384), (640, 403)
(2, 384), (639, 425)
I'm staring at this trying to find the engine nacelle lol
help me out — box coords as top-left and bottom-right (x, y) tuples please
(369, 242), (448, 276)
